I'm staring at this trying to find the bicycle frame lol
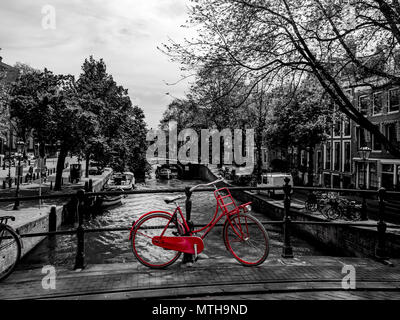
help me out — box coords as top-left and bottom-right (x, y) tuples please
(157, 188), (250, 242)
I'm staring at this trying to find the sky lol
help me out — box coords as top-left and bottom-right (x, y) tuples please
(0, 0), (195, 129)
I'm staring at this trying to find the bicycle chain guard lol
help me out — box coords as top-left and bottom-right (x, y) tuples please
(152, 236), (204, 255)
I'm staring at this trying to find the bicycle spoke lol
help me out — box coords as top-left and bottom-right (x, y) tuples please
(132, 213), (181, 269)
(224, 213), (269, 266)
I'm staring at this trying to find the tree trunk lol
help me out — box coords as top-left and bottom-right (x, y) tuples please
(54, 147), (67, 191)
(307, 146), (314, 187)
(85, 153), (90, 178)
(255, 126), (263, 183)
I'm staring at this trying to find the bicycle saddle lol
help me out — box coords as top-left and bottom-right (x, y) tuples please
(164, 196), (186, 204)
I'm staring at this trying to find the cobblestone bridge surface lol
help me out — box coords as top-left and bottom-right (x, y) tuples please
(1, 255), (399, 300)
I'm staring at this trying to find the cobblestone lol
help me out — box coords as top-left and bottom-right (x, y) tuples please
(0, 256), (399, 300)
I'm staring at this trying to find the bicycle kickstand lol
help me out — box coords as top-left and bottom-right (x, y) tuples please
(193, 244), (198, 262)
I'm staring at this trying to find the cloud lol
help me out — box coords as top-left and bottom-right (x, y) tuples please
(0, 0), (194, 128)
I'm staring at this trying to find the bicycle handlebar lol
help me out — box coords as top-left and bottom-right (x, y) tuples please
(189, 176), (225, 192)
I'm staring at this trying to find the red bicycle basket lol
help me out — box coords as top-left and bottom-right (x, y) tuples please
(214, 188), (238, 215)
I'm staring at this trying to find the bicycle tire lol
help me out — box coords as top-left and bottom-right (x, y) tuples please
(305, 201), (318, 212)
(0, 225), (21, 282)
(131, 212), (183, 269)
(223, 213), (269, 266)
(344, 207), (362, 221)
(324, 207), (341, 220)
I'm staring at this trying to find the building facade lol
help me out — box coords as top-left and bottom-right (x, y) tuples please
(352, 84), (400, 191)
(314, 83), (400, 191)
(0, 56), (37, 166)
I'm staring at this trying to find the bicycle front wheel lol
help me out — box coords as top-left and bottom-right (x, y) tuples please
(132, 212), (182, 269)
(223, 213), (269, 266)
(0, 225), (21, 281)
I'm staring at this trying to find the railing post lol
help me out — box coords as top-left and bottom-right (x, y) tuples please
(182, 186), (194, 264)
(360, 191), (368, 221)
(49, 206), (57, 235)
(375, 188), (388, 260)
(74, 189), (86, 270)
(282, 177), (294, 258)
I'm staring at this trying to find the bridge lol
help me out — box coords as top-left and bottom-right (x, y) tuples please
(1, 179), (400, 300)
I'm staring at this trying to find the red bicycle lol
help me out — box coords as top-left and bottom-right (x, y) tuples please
(129, 177), (270, 268)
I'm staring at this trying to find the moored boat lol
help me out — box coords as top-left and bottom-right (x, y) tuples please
(105, 172), (135, 190)
(155, 166), (178, 180)
(94, 195), (123, 210)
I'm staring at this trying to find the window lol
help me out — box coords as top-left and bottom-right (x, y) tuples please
(334, 120), (341, 137)
(382, 164), (395, 190)
(334, 142), (341, 171)
(369, 163), (378, 190)
(344, 142), (351, 172)
(357, 162), (367, 188)
(325, 143), (331, 170)
(359, 95), (370, 116)
(357, 127), (367, 149)
(324, 173), (331, 188)
(385, 123), (398, 143)
(301, 150), (307, 167)
(373, 92), (383, 115)
(397, 165), (400, 191)
(372, 134), (382, 151)
(389, 88), (400, 113)
(343, 118), (351, 137)
(317, 150), (322, 173)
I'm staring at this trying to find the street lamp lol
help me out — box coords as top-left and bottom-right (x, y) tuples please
(359, 146), (371, 189)
(13, 141), (26, 210)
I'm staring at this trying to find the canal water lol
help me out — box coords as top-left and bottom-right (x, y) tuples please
(18, 177), (327, 269)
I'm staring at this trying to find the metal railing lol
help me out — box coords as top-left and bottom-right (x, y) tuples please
(0, 179), (399, 270)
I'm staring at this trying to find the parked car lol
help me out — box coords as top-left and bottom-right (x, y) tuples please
(257, 173), (294, 198)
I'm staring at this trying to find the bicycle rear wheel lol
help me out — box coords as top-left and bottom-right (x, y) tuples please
(323, 206), (341, 220)
(132, 212), (183, 269)
(223, 213), (269, 266)
(0, 225), (21, 281)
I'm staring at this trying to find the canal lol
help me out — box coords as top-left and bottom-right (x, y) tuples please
(18, 177), (329, 269)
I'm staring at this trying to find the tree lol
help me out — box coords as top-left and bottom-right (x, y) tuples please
(266, 78), (333, 185)
(9, 68), (97, 190)
(162, 0), (400, 157)
(76, 56), (150, 180)
(0, 72), (10, 140)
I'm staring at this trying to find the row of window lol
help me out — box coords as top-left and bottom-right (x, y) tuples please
(357, 122), (398, 151)
(359, 88), (400, 116)
(332, 119), (351, 137)
(317, 141), (352, 173)
(357, 162), (400, 191)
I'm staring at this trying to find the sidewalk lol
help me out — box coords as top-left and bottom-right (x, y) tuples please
(1, 255), (399, 300)
(0, 157), (62, 180)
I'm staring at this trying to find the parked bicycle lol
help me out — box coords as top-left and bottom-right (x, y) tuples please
(305, 191), (362, 221)
(305, 191), (324, 212)
(129, 177), (270, 268)
(323, 197), (362, 221)
(0, 216), (22, 281)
